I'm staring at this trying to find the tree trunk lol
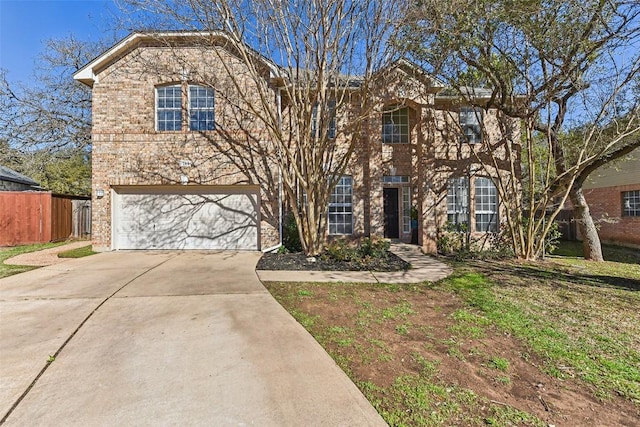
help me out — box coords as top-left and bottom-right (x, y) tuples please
(569, 186), (604, 262)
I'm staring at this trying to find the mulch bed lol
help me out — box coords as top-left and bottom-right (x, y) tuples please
(257, 251), (410, 272)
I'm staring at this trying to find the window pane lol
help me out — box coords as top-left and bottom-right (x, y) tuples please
(157, 85), (182, 131)
(402, 186), (411, 234)
(447, 177), (469, 228)
(460, 106), (482, 144)
(312, 101), (336, 140)
(622, 190), (640, 217)
(475, 177), (498, 232)
(328, 176), (353, 235)
(382, 107), (409, 144)
(189, 85), (215, 131)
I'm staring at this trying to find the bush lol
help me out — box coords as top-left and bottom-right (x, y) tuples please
(323, 239), (356, 262)
(359, 237), (390, 258)
(323, 237), (390, 264)
(437, 221), (514, 260)
(437, 222), (469, 255)
(282, 211), (303, 252)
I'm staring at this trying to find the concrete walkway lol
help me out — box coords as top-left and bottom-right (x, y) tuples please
(0, 251), (386, 426)
(257, 243), (452, 283)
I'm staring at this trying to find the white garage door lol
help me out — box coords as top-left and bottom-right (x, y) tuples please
(113, 186), (259, 250)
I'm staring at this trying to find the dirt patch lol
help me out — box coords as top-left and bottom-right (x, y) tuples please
(257, 251), (410, 272)
(266, 281), (639, 426)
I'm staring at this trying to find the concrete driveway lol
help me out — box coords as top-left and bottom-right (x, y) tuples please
(0, 251), (385, 426)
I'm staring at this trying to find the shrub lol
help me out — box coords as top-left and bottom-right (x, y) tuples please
(282, 211), (303, 252)
(359, 237), (390, 258)
(437, 222), (469, 255)
(437, 221), (514, 260)
(323, 237), (390, 264)
(324, 239), (357, 262)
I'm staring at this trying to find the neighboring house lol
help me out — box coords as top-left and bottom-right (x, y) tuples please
(0, 166), (41, 191)
(74, 32), (519, 252)
(578, 148), (640, 248)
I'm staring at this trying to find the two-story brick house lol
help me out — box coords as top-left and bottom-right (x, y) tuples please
(74, 32), (519, 253)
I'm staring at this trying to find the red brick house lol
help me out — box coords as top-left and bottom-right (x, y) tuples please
(578, 148), (640, 248)
(74, 32), (519, 253)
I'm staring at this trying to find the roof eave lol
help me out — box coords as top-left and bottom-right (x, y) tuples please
(74, 31), (266, 87)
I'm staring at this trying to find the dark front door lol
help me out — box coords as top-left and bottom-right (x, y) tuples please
(383, 188), (399, 239)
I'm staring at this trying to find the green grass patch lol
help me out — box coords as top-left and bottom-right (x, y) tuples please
(382, 301), (415, 320)
(488, 357), (509, 372)
(551, 241), (640, 264)
(0, 242), (68, 279)
(57, 245), (96, 259)
(289, 309), (318, 329)
(449, 308), (490, 339)
(439, 271), (640, 402)
(360, 371), (542, 427)
(265, 254), (639, 425)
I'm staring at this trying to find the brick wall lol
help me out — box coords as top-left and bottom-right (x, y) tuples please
(580, 184), (640, 247)
(90, 43), (279, 250)
(86, 35), (520, 253)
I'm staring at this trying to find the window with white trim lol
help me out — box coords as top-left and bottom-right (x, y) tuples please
(328, 176), (353, 235)
(622, 190), (640, 217)
(402, 186), (411, 234)
(156, 85), (182, 131)
(475, 177), (498, 232)
(189, 85), (215, 131)
(312, 101), (336, 139)
(447, 177), (469, 228)
(382, 175), (409, 183)
(382, 106), (409, 143)
(460, 106), (482, 144)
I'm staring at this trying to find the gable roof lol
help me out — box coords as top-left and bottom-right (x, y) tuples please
(373, 58), (446, 91)
(73, 31), (281, 87)
(0, 166), (40, 187)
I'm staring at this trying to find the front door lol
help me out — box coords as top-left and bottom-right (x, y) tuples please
(383, 188), (399, 238)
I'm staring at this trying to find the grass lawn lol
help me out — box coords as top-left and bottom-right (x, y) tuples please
(0, 242), (69, 279)
(264, 243), (640, 426)
(57, 245), (96, 259)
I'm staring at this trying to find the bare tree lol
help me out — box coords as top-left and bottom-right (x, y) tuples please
(403, 0), (640, 260)
(116, 0), (402, 254)
(0, 36), (110, 195)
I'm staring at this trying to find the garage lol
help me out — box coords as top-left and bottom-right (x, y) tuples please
(112, 186), (260, 250)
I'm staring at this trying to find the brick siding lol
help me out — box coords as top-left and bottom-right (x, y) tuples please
(580, 185), (640, 247)
(85, 34), (520, 253)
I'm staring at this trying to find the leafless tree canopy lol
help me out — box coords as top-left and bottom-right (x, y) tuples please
(403, 0), (640, 259)
(0, 37), (111, 195)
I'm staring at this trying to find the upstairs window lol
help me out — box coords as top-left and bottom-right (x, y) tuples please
(460, 106), (482, 144)
(382, 107), (409, 143)
(447, 177), (469, 228)
(622, 190), (640, 217)
(475, 177), (498, 232)
(189, 85), (215, 131)
(156, 85), (182, 131)
(328, 176), (353, 235)
(312, 101), (336, 139)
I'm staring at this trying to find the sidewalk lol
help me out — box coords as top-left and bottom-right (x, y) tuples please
(3, 241), (91, 266)
(256, 243), (452, 283)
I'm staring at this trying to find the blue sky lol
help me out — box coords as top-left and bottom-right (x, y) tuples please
(0, 0), (119, 83)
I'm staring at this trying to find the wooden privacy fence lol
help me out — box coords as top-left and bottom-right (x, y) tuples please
(0, 192), (91, 246)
